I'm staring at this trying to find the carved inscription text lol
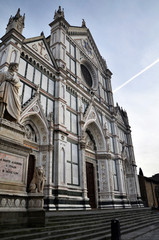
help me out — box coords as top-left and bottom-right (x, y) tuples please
(0, 153), (24, 183)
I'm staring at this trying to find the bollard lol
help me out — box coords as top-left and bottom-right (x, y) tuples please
(111, 219), (121, 240)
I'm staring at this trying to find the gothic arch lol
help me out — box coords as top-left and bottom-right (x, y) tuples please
(10, 50), (17, 63)
(23, 119), (40, 144)
(84, 121), (106, 152)
(21, 112), (49, 145)
(0, 50), (6, 65)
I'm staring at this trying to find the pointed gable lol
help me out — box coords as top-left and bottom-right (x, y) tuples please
(83, 103), (102, 130)
(68, 25), (107, 73)
(24, 35), (58, 69)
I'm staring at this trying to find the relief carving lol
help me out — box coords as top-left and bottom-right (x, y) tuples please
(0, 197), (26, 208)
(99, 161), (108, 193)
(85, 132), (95, 151)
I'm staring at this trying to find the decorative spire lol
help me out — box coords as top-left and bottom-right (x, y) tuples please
(82, 19), (86, 27)
(139, 168), (144, 176)
(54, 6), (64, 20)
(6, 8), (25, 34)
(15, 8), (21, 20)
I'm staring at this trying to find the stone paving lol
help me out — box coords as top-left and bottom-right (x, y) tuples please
(134, 228), (159, 240)
(122, 223), (159, 240)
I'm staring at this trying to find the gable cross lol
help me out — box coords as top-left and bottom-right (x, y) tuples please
(38, 42), (45, 55)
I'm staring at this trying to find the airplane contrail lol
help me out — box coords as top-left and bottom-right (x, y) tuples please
(113, 58), (159, 93)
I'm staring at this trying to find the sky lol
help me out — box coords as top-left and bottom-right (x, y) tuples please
(0, 0), (159, 177)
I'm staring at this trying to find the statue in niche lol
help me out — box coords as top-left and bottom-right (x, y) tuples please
(0, 63), (21, 122)
(29, 166), (46, 193)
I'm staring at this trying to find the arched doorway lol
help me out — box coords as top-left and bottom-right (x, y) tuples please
(83, 119), (107, 209)
(21, 113), (49, 193)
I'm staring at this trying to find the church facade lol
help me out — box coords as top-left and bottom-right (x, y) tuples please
(0, 7), (142, 210)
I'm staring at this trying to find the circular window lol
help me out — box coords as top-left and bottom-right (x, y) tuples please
(81, 64), (92, 88)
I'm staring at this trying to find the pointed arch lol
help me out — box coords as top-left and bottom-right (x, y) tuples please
(23, 119), (40, 144)
(62, 105), (65, 124)
(84, 121), (107, 151)
(10, 50), (17, 63)
(21, 112), (49, 145)
(0, 50), (6, 65)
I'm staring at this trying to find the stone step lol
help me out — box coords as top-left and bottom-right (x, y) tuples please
(1, 210), (158, 239)
(1, 215), (159, 240)
(46, 211), (156, 226)
(31, 218), (159, 240)
(0, 209), (159, 240)
(46, 208), (151, 220)
(46, 212), (151, 227)
(3, 218), (158, 240)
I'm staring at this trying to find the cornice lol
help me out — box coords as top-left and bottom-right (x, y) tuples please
(1, 28), (25, 43)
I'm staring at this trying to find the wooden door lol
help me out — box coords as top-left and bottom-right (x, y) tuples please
(86, 162), (96, 208)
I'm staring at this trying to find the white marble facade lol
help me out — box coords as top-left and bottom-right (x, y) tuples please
(0, 7), (143, 210)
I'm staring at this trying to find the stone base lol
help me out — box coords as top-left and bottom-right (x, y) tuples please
(28, 192), (44, 209)
(0, 210), (45, 229)
(0, 118), (25, 144)
(0, 193), (45, 228)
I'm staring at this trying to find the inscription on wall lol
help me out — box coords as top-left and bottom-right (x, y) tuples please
(0, 153), (24, 183)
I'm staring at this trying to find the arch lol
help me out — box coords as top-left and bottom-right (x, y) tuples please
(62, 105), (65, 124)
(23, 120), (39, 143)
(85, 130), (96, 151)
(0, 50), (6, 65)
(10, 50), (17, 63)
(21, 112), (49, 145)
(84, 121), (106, 151)
(80, 59), (98, 90)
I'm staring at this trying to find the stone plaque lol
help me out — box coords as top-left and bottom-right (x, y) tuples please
(0, 152), (24, 183)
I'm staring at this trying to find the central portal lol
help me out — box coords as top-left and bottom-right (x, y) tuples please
(86, 162), (96, 209)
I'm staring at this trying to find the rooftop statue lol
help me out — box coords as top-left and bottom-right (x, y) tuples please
(0, 63), (21, 122)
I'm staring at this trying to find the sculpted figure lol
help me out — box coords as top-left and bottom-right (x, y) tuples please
(0, 63), (21, 122)
(29, 166), (46, 193)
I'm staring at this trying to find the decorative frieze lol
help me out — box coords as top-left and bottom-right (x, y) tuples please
(0, 196), (26, 209)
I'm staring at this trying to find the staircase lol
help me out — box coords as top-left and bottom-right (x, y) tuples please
(0, 208), (159, 240)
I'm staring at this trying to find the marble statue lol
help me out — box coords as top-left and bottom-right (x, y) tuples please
(0, 63), (21, 122)
(29, 166), (46, 193)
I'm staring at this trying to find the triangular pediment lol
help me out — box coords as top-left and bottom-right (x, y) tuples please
(69, 26), (107, 72)
(24, 35), (58, 69)
(83, 103), (102, 129)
